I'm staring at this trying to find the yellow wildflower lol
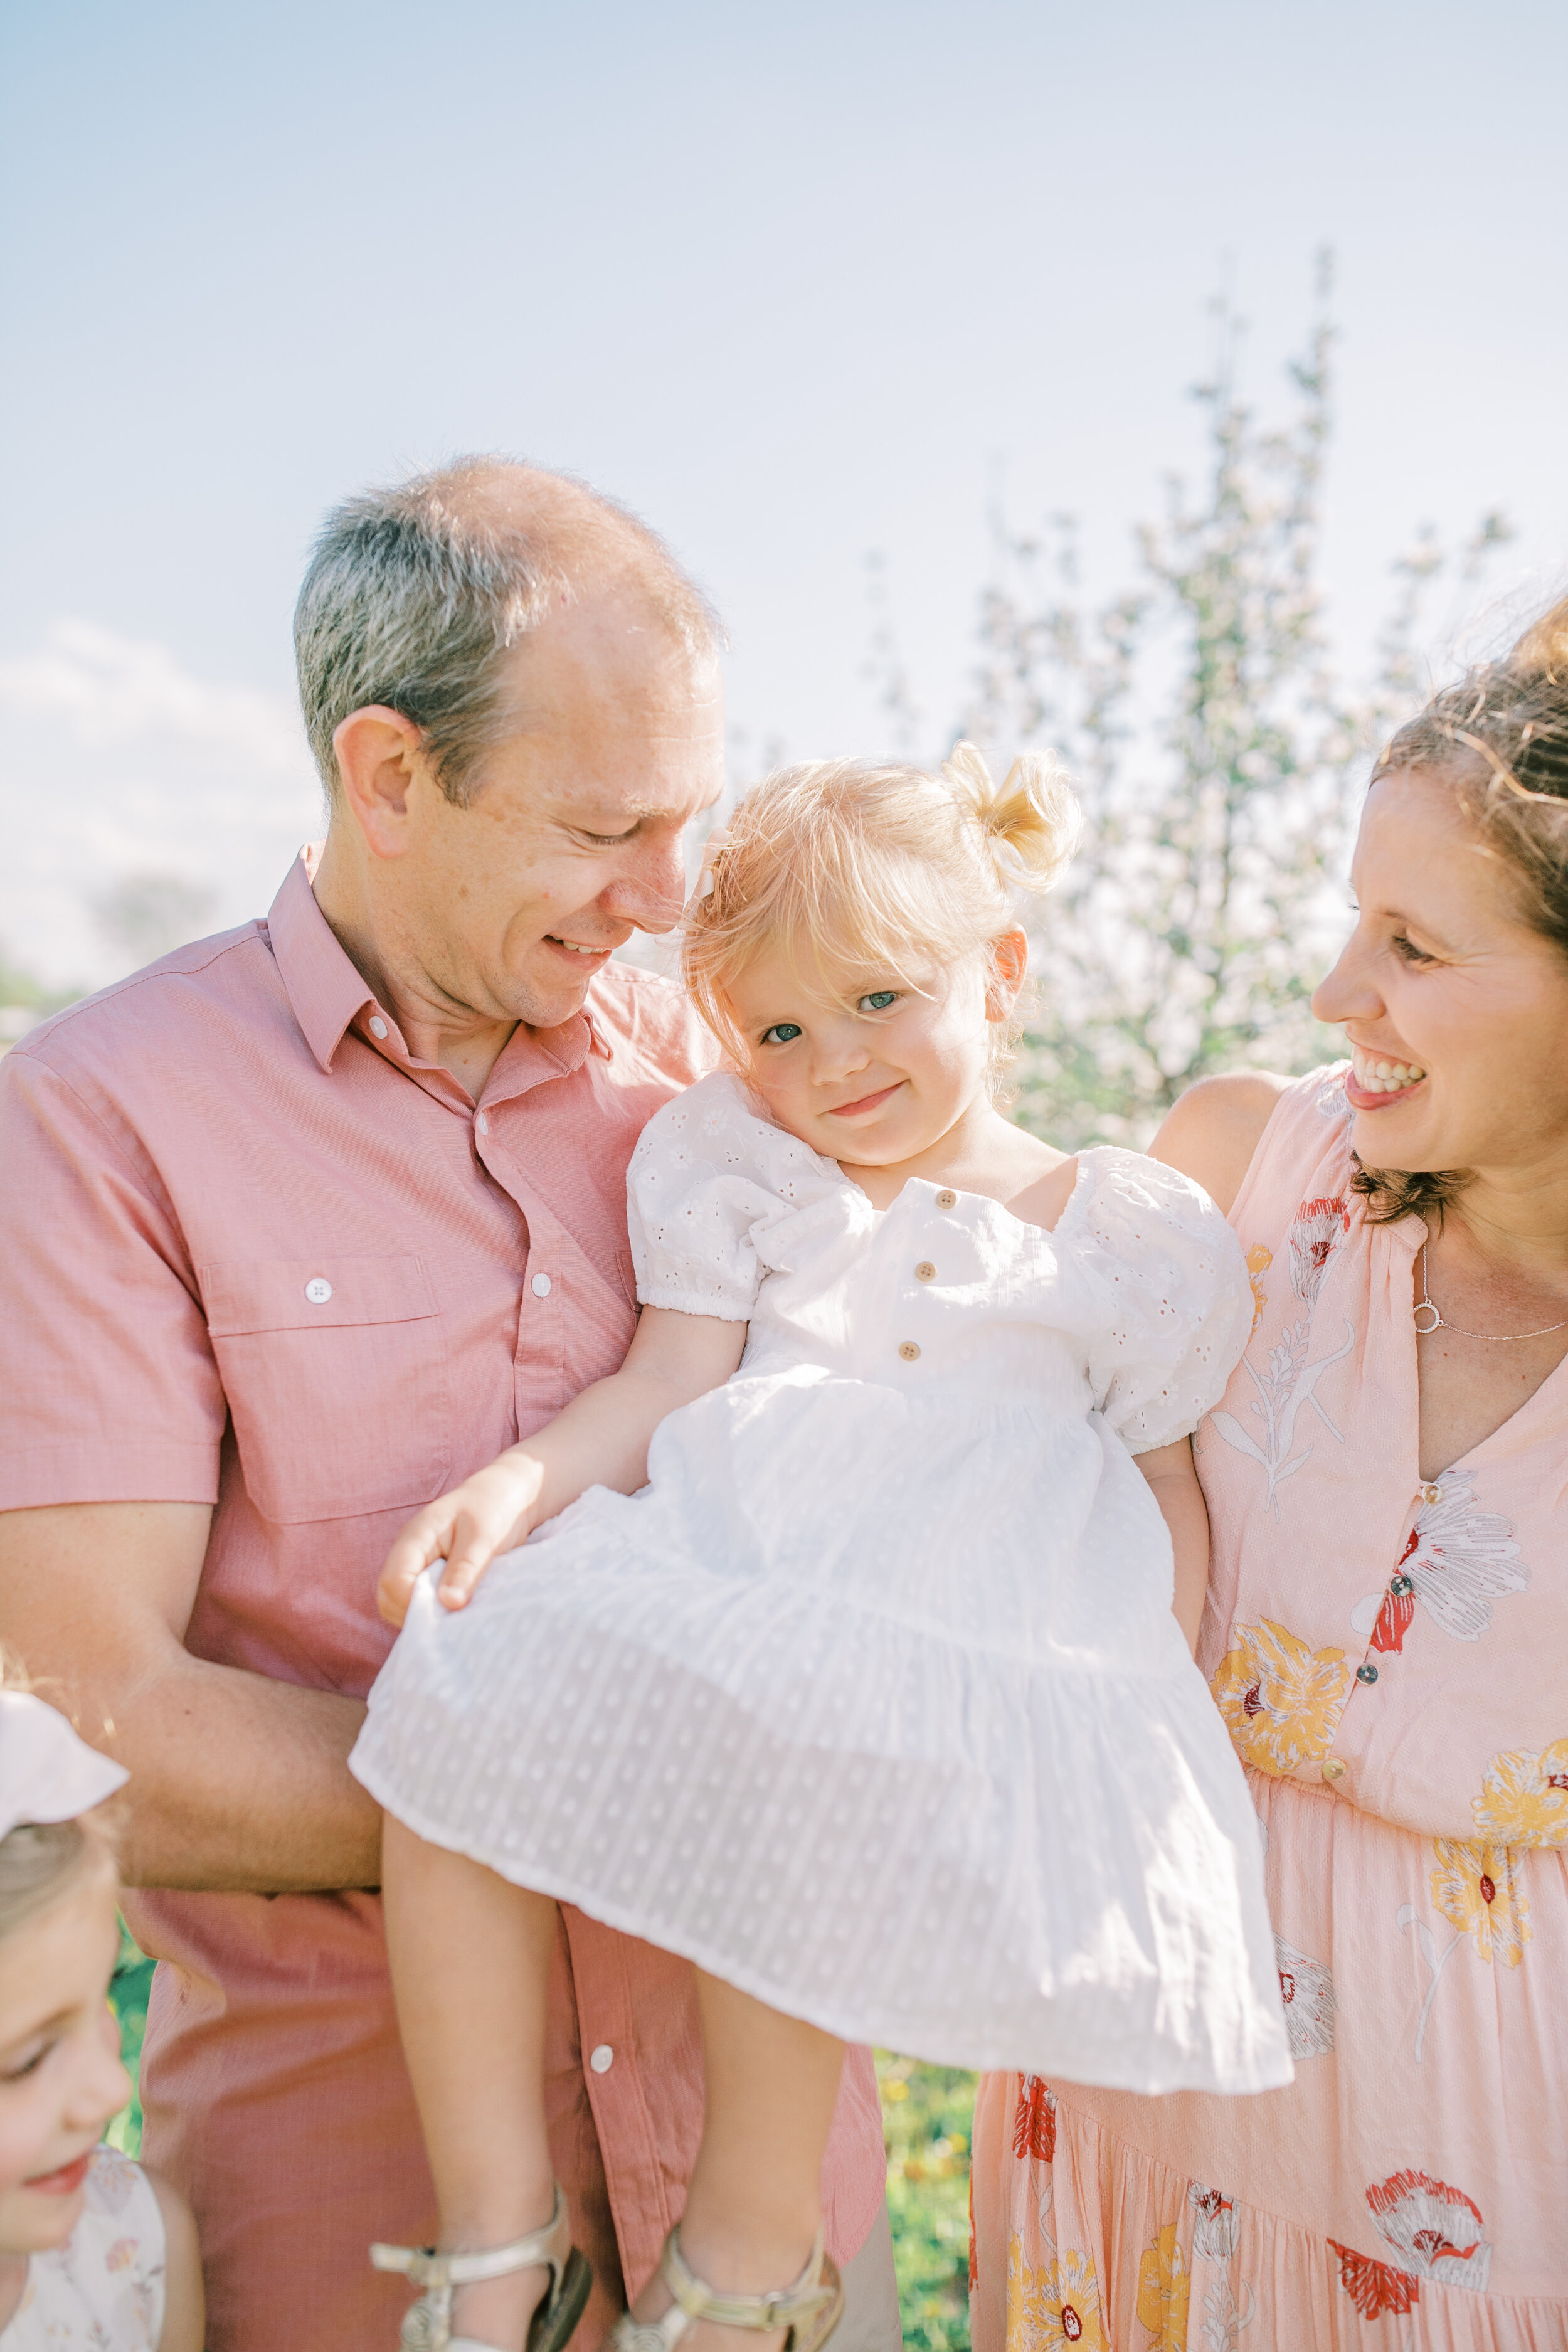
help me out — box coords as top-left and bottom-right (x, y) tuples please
(1471, 1739), (1568, 1848)
(1211, 1619), (1352, 1776)
(1007, 2238), (1107, 2351)
(1431, 1841), (1531, 1966)
(1135, 2222), (1189, 2348)
(1245, 1244), (1272, 1333)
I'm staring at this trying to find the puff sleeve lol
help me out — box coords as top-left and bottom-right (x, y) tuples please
(627, 1073), (838, 1322)
(1067, 1148), (1254, 1453)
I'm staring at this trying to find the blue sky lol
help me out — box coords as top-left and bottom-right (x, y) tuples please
(3, 0), (1565, 983)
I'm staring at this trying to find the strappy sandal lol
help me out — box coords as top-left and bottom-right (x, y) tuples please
(607, 2226), (842, 2352)
(371, 2182), (593, 2352)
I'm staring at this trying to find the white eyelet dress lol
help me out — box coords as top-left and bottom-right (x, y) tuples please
(0, 2148), (166, 2349)
(352, 1073), (1293, 2094)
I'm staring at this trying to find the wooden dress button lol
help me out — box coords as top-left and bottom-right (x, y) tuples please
(935, 1190), (957, 1210)
(916, 1261), (936, 1281)
(898, 1341), (921, 1362)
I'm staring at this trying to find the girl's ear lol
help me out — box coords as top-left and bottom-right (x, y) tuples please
(984, 928), (1029, 1022)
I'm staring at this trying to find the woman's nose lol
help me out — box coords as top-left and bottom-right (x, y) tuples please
(1311, 932), (1381, 1027)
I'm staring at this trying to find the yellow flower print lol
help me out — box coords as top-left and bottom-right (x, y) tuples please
(1211, 1619), (1352, 1776)
(1431, 1841), (1531, 1966)
(1471, 1739), (1568, 1848)
(1135, 2223), (1189, 2348)
(1007, 2239), (1108, 2351)
(1245, 1244), (1272, 1334)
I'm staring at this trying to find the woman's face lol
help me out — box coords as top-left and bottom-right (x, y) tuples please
(1312, 766), (1568, 1183)
(0, 1864), (130, 2257)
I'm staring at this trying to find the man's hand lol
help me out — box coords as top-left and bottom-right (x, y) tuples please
(377, 1450), (547, 1626)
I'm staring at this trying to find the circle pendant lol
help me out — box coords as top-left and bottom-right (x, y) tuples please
(1412, 1301), (1441, 1335)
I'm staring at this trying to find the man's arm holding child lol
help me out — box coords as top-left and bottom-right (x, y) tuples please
(1135, 1438), (1211, 1655)
(377, 1307), (748, 1625)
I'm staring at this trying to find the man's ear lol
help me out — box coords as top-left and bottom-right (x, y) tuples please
(331, 707), (429, 858)
(985, 926), (1029, 1021)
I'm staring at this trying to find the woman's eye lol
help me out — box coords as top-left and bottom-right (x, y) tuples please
(857, 991), (899, 1014)
(760, 1023), (803, 1046)
(1391, 934), (1436, 966)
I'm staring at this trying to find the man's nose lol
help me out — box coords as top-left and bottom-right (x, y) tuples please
(603, 835), (689, 935)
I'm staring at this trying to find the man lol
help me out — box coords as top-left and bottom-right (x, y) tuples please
(0, 462), (897, 2351)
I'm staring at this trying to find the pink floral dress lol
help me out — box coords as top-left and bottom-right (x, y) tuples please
(970, 1067), (1567, 2351)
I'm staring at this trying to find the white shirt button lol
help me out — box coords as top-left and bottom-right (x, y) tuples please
(368, 1017), (389, 1041)
(304, 1278), (333, 1305)
(589, 2043), (613, 2074)
(532, 1273), (553, 1298)
(476, 1111), (490, 1135)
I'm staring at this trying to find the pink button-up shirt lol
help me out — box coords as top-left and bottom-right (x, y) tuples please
(0, 854), (887, 2352)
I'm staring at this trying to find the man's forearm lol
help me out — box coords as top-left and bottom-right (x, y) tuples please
(115, 1650), (381, 1892)
(0, 1499), (382, 1895)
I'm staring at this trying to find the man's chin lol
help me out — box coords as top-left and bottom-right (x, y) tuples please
(510, 945), (615, 1030)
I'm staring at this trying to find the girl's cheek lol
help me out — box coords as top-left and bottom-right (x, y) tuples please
(0, 2086), (58, 2196)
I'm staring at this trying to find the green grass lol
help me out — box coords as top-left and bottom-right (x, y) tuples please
(108, 1931), (970, 2348)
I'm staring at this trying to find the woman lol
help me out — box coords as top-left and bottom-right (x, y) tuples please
(970, 600), (1568, 2349)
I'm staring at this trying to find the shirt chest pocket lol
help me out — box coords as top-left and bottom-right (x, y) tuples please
(201, 1256), (452, 1525)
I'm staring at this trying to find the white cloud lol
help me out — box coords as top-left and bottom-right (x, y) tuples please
(0, 622), (324, 991)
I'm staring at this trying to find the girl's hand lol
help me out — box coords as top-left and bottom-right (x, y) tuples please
(376, 1451), (546, 1627)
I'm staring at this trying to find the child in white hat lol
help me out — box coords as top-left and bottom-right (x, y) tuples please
(0, 1678), (203, 2350)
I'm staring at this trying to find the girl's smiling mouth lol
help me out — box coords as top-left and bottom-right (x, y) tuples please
(826, 1083), (904, 1119)
(23, 2150), (93, 2196)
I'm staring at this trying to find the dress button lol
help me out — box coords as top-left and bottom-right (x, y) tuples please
(1320, 1757), (1346, 1783)
(532, 1273), (553, 1298)
(1355, 1662), (1379, 1685)
(915, 1261), (936, 1282)
(589, 2044), (613, 2074)
(935, 1190), (957, 1210)
(898, 1341), (921, 1362)
(1422, 1483), (1442, 1506)
(304, 1277), (333, 1305)
(369, 1016), (389, 1040)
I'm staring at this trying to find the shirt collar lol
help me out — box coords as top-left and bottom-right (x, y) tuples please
(265, 847), (602, 1093)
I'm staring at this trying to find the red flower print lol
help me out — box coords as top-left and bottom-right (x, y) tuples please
(1366, 2170), (1491, 2291)
(1330, 2242), (1419, 2318)
(1371, 1530), (1419, 1653)
(1288, 1195), (1350, 1307)
(1061, 2306), (1082, 2341)
(1012, 2074), (1057, 2163)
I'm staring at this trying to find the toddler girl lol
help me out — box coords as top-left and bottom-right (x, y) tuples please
(352, 750), (1291, 2352)
(0, 1677), (202, 2351)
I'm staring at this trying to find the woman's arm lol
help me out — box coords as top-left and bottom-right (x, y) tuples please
(1135, 1437), (1211, 1655)
(1148, 1072), (1290, 1217)
(376, 1308), (747, 1625)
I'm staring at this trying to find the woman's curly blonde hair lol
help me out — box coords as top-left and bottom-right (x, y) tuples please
(683, 743), (1080, 1092)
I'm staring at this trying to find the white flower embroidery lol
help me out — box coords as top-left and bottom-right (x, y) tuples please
(1274, 1932), (1336, 2058)
(1367, 2169), (1492, 2294)
(1209, 1315), (1355, 1515)
(1187, 2182), (1240, 2262)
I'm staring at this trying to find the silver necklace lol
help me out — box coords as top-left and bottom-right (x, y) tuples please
(1413, 1244), (1568, 1341)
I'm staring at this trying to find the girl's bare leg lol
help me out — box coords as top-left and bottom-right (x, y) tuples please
(382, 1814), (559, 2349)
(630, 1973), (846, 2352)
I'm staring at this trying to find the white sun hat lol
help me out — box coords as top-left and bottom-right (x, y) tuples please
(0, 1690), (127, 1841)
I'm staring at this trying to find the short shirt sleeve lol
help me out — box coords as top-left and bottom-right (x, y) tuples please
(627, 1073), (837, 1322)
(0, 1045), (225, 1508)
(1066, 1147), (1254, 1453)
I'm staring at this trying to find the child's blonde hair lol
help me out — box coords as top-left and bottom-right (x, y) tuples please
(684, 743), (1080, 1084)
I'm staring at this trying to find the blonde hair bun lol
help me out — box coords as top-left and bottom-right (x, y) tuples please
(941, 741), (1081, 898)
(1508, 593), (1568, 688)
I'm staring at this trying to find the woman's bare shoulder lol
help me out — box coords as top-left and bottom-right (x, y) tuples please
(1148, 1073), (1293, 1217)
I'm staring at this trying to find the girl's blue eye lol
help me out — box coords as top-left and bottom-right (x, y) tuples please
(760, 1023), (803, 1046)
(857, 991), (898, 1013)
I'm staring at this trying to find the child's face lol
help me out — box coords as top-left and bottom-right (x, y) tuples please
(728, 933), (1020, 1163)
(0, 1864), (130, 2257)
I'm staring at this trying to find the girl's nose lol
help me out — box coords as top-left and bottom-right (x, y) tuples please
(66, 2008), (134, 2131)
(810, 1022), (871, 1083)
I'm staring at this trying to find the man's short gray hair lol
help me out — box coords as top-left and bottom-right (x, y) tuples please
(294, 457), (721, 807)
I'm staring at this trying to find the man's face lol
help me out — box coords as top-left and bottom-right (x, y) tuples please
(391, 595), (724, 1033)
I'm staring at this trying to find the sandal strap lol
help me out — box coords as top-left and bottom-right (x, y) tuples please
(371, 2182), (573, 2292)
(662, 2227), (834, 2333)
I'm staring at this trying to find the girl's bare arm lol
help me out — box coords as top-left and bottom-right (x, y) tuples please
(377, 1307), (748, 1624)
(1135, 1436), (1212, 1655)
